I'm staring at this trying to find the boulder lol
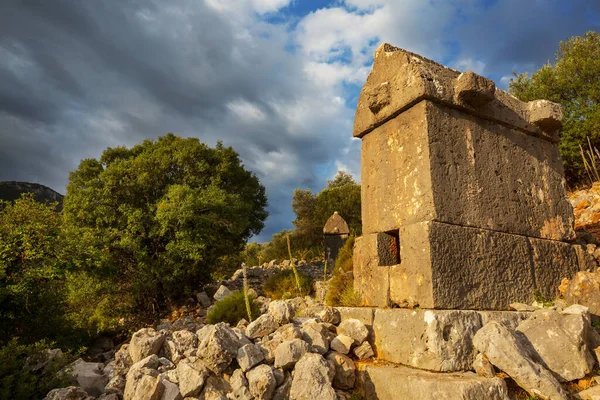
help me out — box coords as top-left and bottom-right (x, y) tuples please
(247, 364), (276, 400)
(473, 321), (568, 400)
(301, 321), (330, 354)
(160, 339), (182, 364)
(326, 352), (356, 390)
(317, 307), (341, 325)
(230, 369), (248, 391)
(114, 344), (133, 375)
(44, 386), (94, 400)
(24, 348), (63, 373)
(105, 375), (126, 395)
(246, 314), (279, 339)
(200, 375), (232, 400)
(237, 343), (265, 372)
(171, 329), (198, 357)
(289, 353), (336, 400)
(227, 386), (253, 400)
(272, 374), (292, 400)
(176, 357), (210, 397)
(517, 309), (597, 381)
(337, 319), (368, 345)
(473, 353), (495, 378)
(197, 323), (242, 374)
(123, 367), (164, 400)
(353, 341), (375, 360)
(561, 269), (600, 319)
(214, 285), (232, 301)
(274, 324), (303, 341)
(67, 358), (109, 397)
(268, 301), (294, 325)
(274, 339), (310, 370)
(330, 335), (354, 355)
(197, 291), (212, 307)
(258, 336), (283, 364)
(129, 328), (166, 363)
(160, 378), (182, 400)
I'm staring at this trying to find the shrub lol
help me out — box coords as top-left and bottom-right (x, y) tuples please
(263, 269), (312, 300)
(0, 339), (74, 400)
(207, 291), (260, 325)
(326, 236), (361, 306)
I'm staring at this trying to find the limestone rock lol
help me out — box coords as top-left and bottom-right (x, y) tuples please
(114, 344), (133, 375)
(353, 341), (375, 360)
(274, 339), (310, 370)
(317, 307), (341, 325)
(123, 367), (164, 400)
(160, 378), (182, 400)
(197, 291), (212, 307)
(230, 368), (248, 391)
(258, 336), (282, 364)
(337, 319), (368, 345)
(272, 374), (292, 400)
(268, 300), (294, 325)
(214, 285), (232, 301)
(200, 375), (232, 400)
(357, 362), (510, 400)
(197, 323), (241, 374)
(67, 358), (109, 397)
(246, 314), (279, 339)
(274, 323), (303, 341)
(247, 364), (276, 400)
(272, 368), (285, 386)
(301, 321), (330, 354)
(44, 386), (94, 400)
(237, 343), (265, 372)
(176, 357), (210, 397)
(160, 339), (182, 364)
(562, 269), (600, 318)
(129, 328), (166, 363)
(330, 335), (354, 355)
(577, 385), (600, 400)
(105, 375), (126, 395)
(473, 353), (495, 378)
(172, 329), (198, 357)
(289, 353), (336, 400)
(473, 321), (568, 400)
(25, 348), (63, 373)
(326, 352), (356, 390)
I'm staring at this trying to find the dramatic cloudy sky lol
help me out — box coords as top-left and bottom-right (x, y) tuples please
(1, 1), (599, 241)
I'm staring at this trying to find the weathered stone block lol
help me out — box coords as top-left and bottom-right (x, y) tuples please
(358, 221), (581, 310)
(372, 308), (528, 372)
(357, 362), (509, 400)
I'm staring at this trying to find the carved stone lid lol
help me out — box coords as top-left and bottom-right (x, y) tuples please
(323, 211), (350, 235)
(353, 43), (563, 142)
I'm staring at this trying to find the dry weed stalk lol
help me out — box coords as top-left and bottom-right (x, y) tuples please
(242, 262), (252, 322)
(287, 233), (302, 293)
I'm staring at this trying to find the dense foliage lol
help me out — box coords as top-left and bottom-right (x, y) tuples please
(63, 133), (268, 316)
(325, 236), (360, 307)
(257, 171), (361, 262)
(509, 31), (600, 186)
(263, 269), (312, 299)
(206, 291), (260, 325)
(0, 339), (74, 400)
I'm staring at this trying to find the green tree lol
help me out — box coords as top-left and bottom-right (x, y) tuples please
(0, 195), (67, 344)
(509, 31), (600, 185)
(63, 134), (268, 315)
(327, 170), (356, 188)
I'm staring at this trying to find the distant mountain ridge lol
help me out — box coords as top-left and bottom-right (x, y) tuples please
(0, 181), (64, 210)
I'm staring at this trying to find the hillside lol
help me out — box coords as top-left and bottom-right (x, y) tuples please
(0, 181), (64, 210)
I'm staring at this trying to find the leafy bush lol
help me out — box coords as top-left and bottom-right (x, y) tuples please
(263, 269), (312, 300)
(207, 291), (260, 325)
(326, 236), (361, 306)
(0, 339), (74, 400)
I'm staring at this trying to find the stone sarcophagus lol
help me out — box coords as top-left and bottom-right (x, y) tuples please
(353, 43), (583, 310)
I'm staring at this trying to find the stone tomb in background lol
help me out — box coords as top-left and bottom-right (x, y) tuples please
(353, 43), (587, 310)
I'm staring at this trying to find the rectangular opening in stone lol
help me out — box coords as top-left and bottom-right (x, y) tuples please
(377, 230), (400, 266)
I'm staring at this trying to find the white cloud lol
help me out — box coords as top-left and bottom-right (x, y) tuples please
(453, 58), (486, 75)
(227, 99), (267, 122)
(205, 0), (291, 15)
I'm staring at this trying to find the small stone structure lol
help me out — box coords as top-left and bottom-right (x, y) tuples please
(323, 211), (350, 265)
(353, 43), (585, 310)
